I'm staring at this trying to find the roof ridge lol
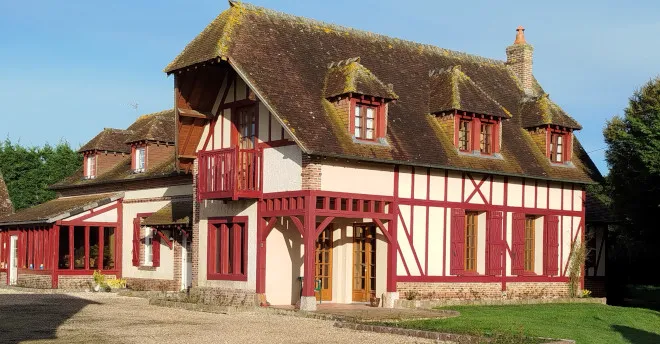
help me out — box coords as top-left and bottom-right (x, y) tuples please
(230, 1), (505, 66)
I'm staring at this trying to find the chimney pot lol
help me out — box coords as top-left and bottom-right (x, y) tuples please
(514, 26), (526, 44)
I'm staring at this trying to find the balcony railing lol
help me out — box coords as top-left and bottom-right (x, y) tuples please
(198, 146), (263, 200)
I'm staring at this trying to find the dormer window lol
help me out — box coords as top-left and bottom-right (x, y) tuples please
(353, 103), (378, 140)
(458, 119), (471, 151)
(453, 113), (500, 156)
(547, 127), (572, 163)
(84, 154), (96, 179)
(134, 146), (146, 173)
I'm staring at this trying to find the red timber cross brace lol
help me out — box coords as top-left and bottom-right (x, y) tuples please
(256, 190), (398, 308)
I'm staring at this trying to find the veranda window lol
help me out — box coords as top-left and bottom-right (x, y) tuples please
(18, 229), (52, 270)
(58, 226), (116, 271)
(524, 216), (535, 272)
(207, 217), (247, 281)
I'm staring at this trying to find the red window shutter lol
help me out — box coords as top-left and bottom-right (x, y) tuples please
(152, 232), (160, 268)
(544, 215), (560, 276)
(511, 213), (526, 275)
(487, 211), (504, 275)
(450, 208), (465, 275)
(132, 218), (140, 266)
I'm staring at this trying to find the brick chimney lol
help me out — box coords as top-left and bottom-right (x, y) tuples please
(506, 26), (534, 95)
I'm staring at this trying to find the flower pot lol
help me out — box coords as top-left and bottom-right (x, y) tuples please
(369, 297), (381, 307)
(93, 284), (101, 292)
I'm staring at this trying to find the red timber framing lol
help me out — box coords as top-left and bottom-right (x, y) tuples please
(0, 199), (123, 288)
(391, 167), (585, 291)
(255, 190), (398, 297)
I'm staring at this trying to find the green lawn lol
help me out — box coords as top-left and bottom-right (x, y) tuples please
(389, 303), (660, 344)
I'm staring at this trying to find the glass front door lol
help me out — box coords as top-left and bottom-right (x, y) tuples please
(315, 225), (333, 301)
(352, 224), (376, 302)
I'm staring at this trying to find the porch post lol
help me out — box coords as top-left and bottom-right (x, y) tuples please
(256, 216), (266, 295)
(300, 194), (317, 311)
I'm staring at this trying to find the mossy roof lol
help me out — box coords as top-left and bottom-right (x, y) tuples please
(429, 66), (509, 118)
(79, 128), (132, 153)
(164, 1), (598, 184)
(324, 59), (397, 100)
(0, 193), (122, 226)
(519, 94), (582, 130)
(0, 172), (13, 218)
(125, 109), (176, 144)
(142, 199), (192, 226)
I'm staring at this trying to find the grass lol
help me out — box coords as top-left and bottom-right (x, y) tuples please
(387, 303), (660, 344)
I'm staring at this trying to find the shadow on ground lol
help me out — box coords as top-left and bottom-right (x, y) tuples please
(0, 293), (99, 344)
(612, 325), (660, 344)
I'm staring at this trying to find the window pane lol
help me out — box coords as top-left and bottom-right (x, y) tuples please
(73, 227), (85, 269)
(366, 107), (375, 119)
(366, 129), (374, 139)
(366, 117), (374, 129)
(89, 227), (99, 269)
(103, 227), (115, 270)
(58, 226), (70, 269)
(144, 228), (153, 265)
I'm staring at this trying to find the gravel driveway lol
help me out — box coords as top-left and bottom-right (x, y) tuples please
(0, 289), (439, 344)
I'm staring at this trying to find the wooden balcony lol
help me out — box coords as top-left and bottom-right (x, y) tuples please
(197, 147), (263, 200)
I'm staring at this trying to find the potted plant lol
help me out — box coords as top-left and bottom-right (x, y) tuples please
(92, 270), (107, 292)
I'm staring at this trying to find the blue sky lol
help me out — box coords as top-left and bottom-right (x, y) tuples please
(2, 0), (659, 174)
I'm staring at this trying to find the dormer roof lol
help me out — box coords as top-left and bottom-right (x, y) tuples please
(519, 94), (582, 130)
(429, 66), (510, 118)
(324, 58), (397, 100)
(78, 128), (132, 154)
(125, 109), (176, 144)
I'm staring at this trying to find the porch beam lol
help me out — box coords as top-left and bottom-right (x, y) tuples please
(288, 216), (305, 237)
(314, 216), (335, 238)
(373, 218), (394, 245)
(261, 217), (278, 241)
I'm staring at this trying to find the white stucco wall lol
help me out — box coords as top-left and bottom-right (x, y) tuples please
(321, 161), (394, 196)
(198, 199), (258, 290)
(262, 145), (302, 193)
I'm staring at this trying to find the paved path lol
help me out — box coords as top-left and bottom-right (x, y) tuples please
(0, 289), (441, 344)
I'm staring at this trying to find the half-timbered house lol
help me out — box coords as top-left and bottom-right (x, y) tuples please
(164, 1), (601, 310)
(0, 110), (194, 290)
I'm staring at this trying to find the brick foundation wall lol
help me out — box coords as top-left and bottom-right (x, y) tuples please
(0, 271), (6, 286)
(301, 154), (321, 190)
(58, 275), (117, 290)
(125, 277), (178, 292)
(185, 287), (259, 307)
(17, 272), (52, 289)
(397, 281), (571, 300)
(192, 160), (200, 288)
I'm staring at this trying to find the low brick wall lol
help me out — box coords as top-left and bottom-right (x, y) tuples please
(397, 281), (573, 301)
(397, 282), (502, 300)
(17, 272), (52, 289)
(180, 287), (258, 307)
(58, 275), (117, 290)
(125, 278), (178, 292)
(0, 272), (6, 286)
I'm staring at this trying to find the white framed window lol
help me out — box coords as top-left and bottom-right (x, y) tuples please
(134, 147), (146, 173)
(144, 227), (153, 266)
(353, 103), (378, 140)
(85, 155), (96, 179)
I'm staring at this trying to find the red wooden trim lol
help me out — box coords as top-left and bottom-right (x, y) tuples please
(98, 226), (104, 270)
(410, 166), (415, 238)
(443, 169), (449, 276)
(268, 112), (272, 142)
(465, 174), (488, 204)
(461, 172), (466, 202)
(56, 269), (119, 276)
(257, 139), (295, 149)
(534, 180), (538, 209)
(68, 225), (74, 270)
(397, 198), (582, 217)
(155, 230), (173, 249)
(207, 216), (249, 281)
(261, 216), (278, 241)
(201, 118), (218, 152)
(66, 202), (119, 222)
(425, 168), (430, 275)
(117, 199), (123, 278)
(397, 275), (569, 283)
(84, 226), (90, 270)
(314, 216), (335, 237)
(373, 218), (393, 245)
(397, 210), (424, 276)
(288, 216), (305, 237)
(522, 178), (526, 208)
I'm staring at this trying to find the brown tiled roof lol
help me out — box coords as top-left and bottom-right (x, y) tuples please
(519, 94), (582, 130)
(0, 172), (13, 218)
(143, 199), (192, 226)
(165, 2), (599, 184)
(125, 109), (176, 144)
(429, 66), (510, 118)
(324, 58), (397, 100)
(51, 154), (178, 189)
(79, 128), (132, 153)
(0, 193), (122, 226)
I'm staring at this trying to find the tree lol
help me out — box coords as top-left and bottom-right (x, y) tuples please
(604, 76), (660, 284)
(0, 139), (82, 211)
